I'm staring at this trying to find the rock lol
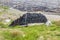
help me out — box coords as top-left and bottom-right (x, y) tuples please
(5, 19), (11, 23)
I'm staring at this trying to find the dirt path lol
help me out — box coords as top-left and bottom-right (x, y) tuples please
(44, 14), (60, 21)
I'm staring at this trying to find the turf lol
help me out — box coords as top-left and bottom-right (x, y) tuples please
(0, 22), (60, 40)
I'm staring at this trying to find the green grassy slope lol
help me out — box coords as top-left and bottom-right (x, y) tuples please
(0, 21), (60, 40)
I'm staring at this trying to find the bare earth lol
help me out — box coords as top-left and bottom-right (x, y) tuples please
(43, 12), (60, 21)
(0, 8), (60, 21)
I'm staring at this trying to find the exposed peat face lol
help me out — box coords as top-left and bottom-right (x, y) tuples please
(9, 13), (47, 26)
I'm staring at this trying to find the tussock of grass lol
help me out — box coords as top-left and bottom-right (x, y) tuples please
(2, 30), (24, 40)
(54, 21), (60, 26)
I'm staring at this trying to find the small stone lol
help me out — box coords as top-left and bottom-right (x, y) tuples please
(38, 36), (44, 40)
(5, 19), (11, 23)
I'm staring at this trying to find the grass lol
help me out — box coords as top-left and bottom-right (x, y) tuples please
(0, 6), (9, 15)
(0, 21), (60, 40)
